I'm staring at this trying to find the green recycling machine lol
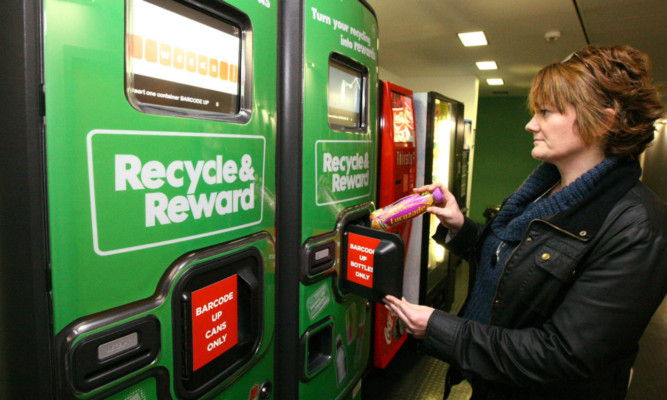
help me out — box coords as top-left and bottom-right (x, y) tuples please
(1, 0), (407, 399)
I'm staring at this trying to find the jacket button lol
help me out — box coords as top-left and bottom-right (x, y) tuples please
(579, 230), (588, 237)
(526, 237), (533, 243)
(541, 252), (551, 260)
(494, 299), (500, 304)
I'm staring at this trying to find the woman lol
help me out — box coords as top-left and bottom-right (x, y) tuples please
(384, 45), (666, 399)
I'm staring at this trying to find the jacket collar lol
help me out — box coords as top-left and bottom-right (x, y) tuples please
(547, 158), (641, 238)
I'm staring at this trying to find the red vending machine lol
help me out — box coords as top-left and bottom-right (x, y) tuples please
(373, 81), (417, 368)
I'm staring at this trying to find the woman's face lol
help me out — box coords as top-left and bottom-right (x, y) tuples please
(525, 104), (593, 165)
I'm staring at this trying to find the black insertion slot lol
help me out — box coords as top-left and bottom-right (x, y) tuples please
(70, 316), (161, 392)
(306, 241), (337, 276)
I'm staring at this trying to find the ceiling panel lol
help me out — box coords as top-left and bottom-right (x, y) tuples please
(368, 0), (666, 102)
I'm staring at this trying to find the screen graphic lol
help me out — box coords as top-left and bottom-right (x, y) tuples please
(126, 0), (241, 115)
(328, 60), (363, 128)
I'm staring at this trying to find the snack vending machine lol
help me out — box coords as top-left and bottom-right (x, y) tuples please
(277, 1), (403, 399)
(373, 82), (417, 368)
(405, 92), (465, 310)
(3, 0), (277, 398)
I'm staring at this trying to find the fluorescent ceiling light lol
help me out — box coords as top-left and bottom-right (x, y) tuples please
(476, 61), (497, 70)
(487, 78), (504, 86)
(458, 31), (488, 47)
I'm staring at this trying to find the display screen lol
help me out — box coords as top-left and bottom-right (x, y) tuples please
(126, 0), (241, 116)
(328, 58), (365, 129)
(463, 119), (472, 151)
(390, 92), (415, 144)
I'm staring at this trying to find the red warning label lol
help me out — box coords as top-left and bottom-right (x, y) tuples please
(347, 233), (380, 288)
(191, 274), (239, 371)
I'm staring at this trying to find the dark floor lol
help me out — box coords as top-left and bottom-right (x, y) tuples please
(362, 264), (471, 400)
(362, 336), (472, 400)
(362, 262), (666, 400)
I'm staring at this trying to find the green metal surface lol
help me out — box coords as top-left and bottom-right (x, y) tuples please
(300, 1), (379, 399)
(106, 376), (159, 400)
(301, 0), (378, 240)
(43, 0), (277, 397)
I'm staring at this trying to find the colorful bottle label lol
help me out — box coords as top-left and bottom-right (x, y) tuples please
(370, 188), (443, 231)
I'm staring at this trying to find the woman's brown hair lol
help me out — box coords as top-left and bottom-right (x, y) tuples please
(529, 45), (664, 159)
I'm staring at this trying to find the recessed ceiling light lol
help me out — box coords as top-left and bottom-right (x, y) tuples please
(487, 78), (504, 86)
(476, 61), (497, 70)
(458, 31), (488, 47)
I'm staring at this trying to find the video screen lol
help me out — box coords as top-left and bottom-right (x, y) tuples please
(328, 58), (365, 130)
(126, 0), (241, 116)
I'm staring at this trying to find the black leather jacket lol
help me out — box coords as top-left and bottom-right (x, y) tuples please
(423, 160), (667, 399)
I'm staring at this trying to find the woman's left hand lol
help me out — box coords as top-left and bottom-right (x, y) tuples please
(383, 295), (435, 339)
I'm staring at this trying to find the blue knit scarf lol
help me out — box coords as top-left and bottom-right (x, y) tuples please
(490, 157), (619, 242)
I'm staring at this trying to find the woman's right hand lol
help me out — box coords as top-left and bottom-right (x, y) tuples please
(414, 183), (464, 235)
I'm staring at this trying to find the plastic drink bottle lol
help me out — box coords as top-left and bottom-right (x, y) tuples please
(370, 188), (444, 231)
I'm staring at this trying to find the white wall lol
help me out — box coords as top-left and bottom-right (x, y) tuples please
(377, 68), (479, 131)
(378, 66), (403, 86)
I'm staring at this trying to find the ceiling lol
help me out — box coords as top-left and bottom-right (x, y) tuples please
(366, 0), (667, 102)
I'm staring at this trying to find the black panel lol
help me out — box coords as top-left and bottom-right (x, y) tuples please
(171, 247), (263, 399)
(299, 316), (334, 381)
(0, 0), (54, 398)
(275, 0), (303, 398)
(340, 225), (404, 303)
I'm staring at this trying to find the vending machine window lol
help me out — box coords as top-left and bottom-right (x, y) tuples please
(327, 53), (368, 132)
(125, 0), (251, 122)
(420, 93), (465, 309)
